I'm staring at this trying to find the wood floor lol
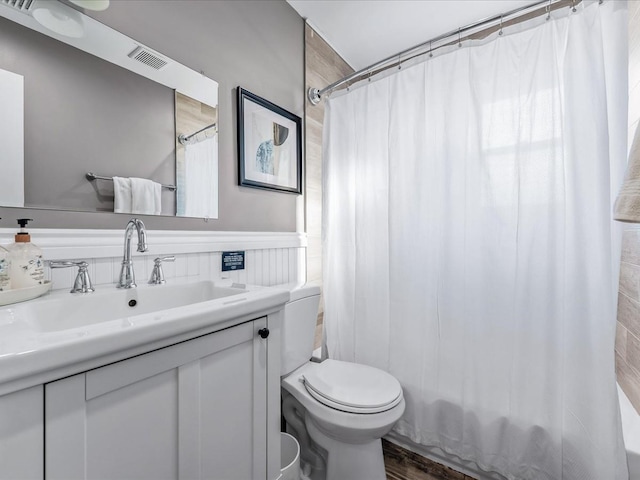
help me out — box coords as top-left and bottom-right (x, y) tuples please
(383, 440), (476, 480)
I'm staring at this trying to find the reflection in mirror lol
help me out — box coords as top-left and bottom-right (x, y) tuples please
(0, 0), (218, 218)
(176, 93), (219, 219)
(0, 68), (24, 208)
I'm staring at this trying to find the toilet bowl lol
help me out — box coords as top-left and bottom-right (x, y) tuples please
(279, 284), (405, 480)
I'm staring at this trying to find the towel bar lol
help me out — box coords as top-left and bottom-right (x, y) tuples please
(86, 172), (177, 192)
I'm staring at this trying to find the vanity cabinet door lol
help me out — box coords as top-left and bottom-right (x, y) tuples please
(0, 385), (43, 480)
(45, 318), (269, 480)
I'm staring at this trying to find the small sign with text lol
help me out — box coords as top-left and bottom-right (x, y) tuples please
(222, 251), (245, 272)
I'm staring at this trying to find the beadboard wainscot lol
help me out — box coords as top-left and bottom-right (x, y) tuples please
(0, 229), (306, 292)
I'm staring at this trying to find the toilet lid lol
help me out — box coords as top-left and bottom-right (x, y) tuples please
(302, 359), (403, 414)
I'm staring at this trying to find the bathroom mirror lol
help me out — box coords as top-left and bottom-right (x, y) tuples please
(0, 0), (219, 219)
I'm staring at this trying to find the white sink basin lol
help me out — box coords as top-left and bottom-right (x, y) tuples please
(0, 279), (290, 391)
(1, 281), (246, 333)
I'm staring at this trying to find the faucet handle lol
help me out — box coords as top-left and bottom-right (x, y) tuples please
(149, 256), (175, 285)
(154, 256), (176, 264)
(49, 260), (95, 294)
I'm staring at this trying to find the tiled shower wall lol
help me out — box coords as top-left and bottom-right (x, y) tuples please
(304, 23), (354, 317)
(615, 1), (640, 413)
(617, 230), (640, 412)
(46, 247), (303, 292)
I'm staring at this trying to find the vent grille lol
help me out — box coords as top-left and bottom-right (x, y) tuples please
(1, 0), (35, 12)
(128, 46), (168, 71)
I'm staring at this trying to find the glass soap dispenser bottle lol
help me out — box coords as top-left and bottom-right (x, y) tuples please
(0, 218), (11, 292)
(8, 218), (44, 289)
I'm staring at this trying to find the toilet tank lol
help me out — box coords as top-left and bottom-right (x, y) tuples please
(280, 284), (321, 376)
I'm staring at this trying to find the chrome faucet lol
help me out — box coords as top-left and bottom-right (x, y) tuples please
(149, 256), (175, 285)
(117, 218), (148, 289)
(49, 260), (95, 293)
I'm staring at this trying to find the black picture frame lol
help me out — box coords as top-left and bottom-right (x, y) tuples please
(237, 87), (302, 194)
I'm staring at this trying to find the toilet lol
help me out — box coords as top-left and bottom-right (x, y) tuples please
(280, 284), (405, 480)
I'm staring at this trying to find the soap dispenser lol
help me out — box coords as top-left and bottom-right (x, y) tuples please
(8, 218), (44, 289)
(0, 218), (10, 291)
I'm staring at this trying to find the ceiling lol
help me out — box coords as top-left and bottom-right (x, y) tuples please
(286, 0), (535, 71)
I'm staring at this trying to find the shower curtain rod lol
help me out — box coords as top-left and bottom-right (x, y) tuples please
(178, 122), (217, 145)
(308, 0), (581, 105)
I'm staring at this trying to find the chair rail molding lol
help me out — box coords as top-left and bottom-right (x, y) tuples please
(0, 228), (306, 260)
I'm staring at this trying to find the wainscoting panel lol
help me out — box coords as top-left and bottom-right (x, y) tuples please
(0, 229), (306, 292)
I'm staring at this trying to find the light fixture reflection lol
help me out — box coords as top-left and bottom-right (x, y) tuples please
(32, 1), (84, 38)
(69, 0), (110, 11)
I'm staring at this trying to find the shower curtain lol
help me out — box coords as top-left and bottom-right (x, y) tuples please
(183, 135), (218, 219)
(322, 2), (628, 479)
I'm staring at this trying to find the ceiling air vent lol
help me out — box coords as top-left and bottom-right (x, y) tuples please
(1, 0), (35, 12)
(128, 46), (169, 71)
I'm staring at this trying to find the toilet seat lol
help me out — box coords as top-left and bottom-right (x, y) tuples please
(302, 359), (403, 414)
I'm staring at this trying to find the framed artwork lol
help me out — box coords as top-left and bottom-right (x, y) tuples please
(237, 87), (302, 194)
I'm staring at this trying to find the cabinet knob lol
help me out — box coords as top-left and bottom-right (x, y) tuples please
(258, 327), (270, 339)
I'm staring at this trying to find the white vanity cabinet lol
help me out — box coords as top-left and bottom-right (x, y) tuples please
(45, 317), (271, 480)
(0, 386), (44, 480)
(0, 283), (288, 480)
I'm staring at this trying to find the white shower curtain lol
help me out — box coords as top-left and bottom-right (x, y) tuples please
(323, 2), (628, 479)
(184, 135), (218, 219)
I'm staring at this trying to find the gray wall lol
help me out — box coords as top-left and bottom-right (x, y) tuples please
(0, 17), (177, 215)
(0, 0), (304, 231)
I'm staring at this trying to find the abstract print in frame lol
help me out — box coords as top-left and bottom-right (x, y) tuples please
(237, 87), (302, 194)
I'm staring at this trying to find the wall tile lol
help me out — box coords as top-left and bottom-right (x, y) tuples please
(305, 23), (355, 309)
(622, 228), (640, 266)
(618, 292), (640, 339)
(630, 83), (640, 128)
(617, 353), (640, 415)
(620, 262), (640, 299)
(617, 322), (629, 360)
(628, 331), (640, 375)
(629, 121), (639, 154)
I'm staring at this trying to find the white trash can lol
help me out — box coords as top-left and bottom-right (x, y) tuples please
(280, 432), (301, 480)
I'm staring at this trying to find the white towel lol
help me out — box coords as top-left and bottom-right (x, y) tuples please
(113, 176), (132, 213)
(131, 177), (162, 215)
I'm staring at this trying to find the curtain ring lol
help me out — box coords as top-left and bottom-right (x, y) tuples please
(571, 0), (577, 12)
(367, 69), (372, 82)
(398, 54), (402, 70)
(499, 15), (504, 36)
(429, 41), (433, 58)
(458, 28), (462, 48)
(546, 0), (552, 20)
